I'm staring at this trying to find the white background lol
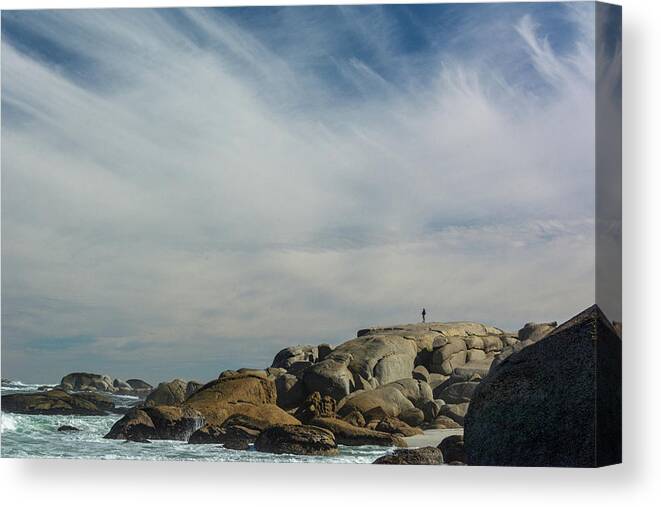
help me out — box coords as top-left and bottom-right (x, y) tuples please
(0, 0), (658, 505)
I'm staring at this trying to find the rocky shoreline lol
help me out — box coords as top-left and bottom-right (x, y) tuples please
(1, 305), (622, 466)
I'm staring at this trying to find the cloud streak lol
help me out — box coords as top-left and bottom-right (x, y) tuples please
(2, 4), (599, 383)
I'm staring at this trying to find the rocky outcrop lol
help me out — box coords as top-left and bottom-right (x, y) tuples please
(309, 417), (407, 447)
(183, 371), (298, 427)
(104, 405), (204, 441)
(464, 305), (622, 467)
(373, 447), (443, 465)
(426, 415), (461, 430)
(439, 403), (469, 426)
(436, 381), (478, 404)
(2, 389), (115, 415)
(254, 425), (338, 456)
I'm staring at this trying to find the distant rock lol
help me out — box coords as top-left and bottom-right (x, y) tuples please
(517, 321), (557, 342)
(436, 381), (479, 404)
(464, 305), (622, 467)
(373, 447), (443, 465)
(426, 415), (462, 430)
(59, 372), (115, 393)
(104, 405), (204, 441)
(254, 424), (338, 456)
(309, 417), (407, 447)
(2, 389), (114, 415)
(126, 379), (153, 391)
(439, 403), (469, 426)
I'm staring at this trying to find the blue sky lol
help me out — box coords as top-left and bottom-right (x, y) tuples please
(1, 3), (618, 384)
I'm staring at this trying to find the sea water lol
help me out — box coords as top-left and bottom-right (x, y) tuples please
(0, 380), (390, 463)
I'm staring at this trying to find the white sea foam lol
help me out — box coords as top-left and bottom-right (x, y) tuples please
(1, 412), (18, 432)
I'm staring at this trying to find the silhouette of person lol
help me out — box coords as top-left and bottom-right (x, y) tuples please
(422, 308), (426, 323)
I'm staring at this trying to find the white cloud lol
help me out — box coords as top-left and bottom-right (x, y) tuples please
(1, 4), (601, 382)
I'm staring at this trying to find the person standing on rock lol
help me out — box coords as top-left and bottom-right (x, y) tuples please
(422, 308), (426, 323)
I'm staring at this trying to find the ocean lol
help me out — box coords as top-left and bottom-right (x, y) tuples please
(0, 380), (391, 463)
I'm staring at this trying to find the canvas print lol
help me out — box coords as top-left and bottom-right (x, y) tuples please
(1, 2), (622, 467)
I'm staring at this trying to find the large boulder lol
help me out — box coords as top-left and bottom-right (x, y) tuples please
(254, 424), (338, 456)
(337, 379), (431, 423)
(373, 447), (443, 465)
(145, 379), (189, 406)
(1, 389), (114, 415)
(183, 372), (297, 427)
(271, 345), (319, 369)
(104, 405), (204, 441)
(309, 417), (407, 447)
(59, 372), (115, 392)
(302, 352), (354, 400)
(337, 385), (414, 420)
(464, 305), (622, 467)
(436, 381), (479, 404)
(275, 373), (305, 409)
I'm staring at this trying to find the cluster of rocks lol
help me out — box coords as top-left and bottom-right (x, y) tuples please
(100, 320), (554, 457)
(57, 373), (153, 398)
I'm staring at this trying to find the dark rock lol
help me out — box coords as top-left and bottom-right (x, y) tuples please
(275, 373), (305, 409)
(438, 434), (465, 463)
(254, 424), (338, 456)
(464, 305), (622, 467)
(57, 425), (80, 432)
(439, 403), (468, 426)
(373, 447), (444, 465)
(104, 405), (204, 441)
(412, 365), (430, 383)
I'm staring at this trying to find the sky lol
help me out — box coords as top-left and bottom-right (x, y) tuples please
(1, 2), (618, 384)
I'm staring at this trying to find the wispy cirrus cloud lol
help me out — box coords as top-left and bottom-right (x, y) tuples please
(1, 3), (607, 383)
